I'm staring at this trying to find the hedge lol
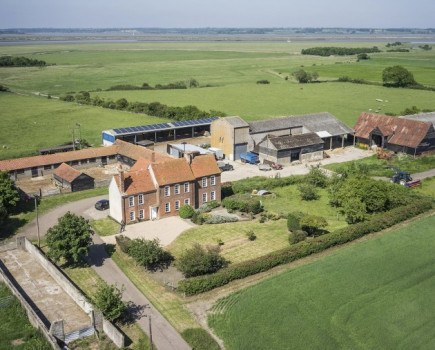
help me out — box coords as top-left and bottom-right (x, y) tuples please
(177, 199), (432, 295)
(222, 194), (262, 214)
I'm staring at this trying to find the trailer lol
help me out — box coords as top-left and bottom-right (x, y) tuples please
(240, 152), (259, 164)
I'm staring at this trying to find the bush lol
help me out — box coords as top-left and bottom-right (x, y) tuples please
(191, 212), (211, 225)
(176, 243), (228, 278)
(222, 194), (263, 214)
(300, 215), (328, 236)
(128, 238), (173, 269)
(306, 165), (328, 188)
(196, 200), (220, 214)
(259, 211), (281, 222)
(205, 215), (238, 224)
(177, 199), (432, 295)
(256, 80), (270, 84)
(115, 235), (132, 253)
(179, 204), (195, 219)
(289, 230), (308, 244)
(286, 211), (306, 231)
(93, 282), (126, 322)
(246, 230), (256, 241)
(298, 183), (319, 200)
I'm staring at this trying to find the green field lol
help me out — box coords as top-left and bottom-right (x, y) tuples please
(1, 41), (435, 160)
(208, 214), (435, 350)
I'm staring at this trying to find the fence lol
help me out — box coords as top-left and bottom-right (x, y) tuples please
(64, 326), (95, 344)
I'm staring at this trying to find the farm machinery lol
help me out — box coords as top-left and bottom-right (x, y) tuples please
(388, 167), (421, 187)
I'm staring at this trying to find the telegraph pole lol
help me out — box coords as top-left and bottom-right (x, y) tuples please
(34, 195), (40, 247)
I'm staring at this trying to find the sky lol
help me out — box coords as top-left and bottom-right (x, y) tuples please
(1, 0), (434, 29)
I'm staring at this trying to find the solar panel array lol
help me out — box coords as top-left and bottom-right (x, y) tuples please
(112, 117), (219, 135)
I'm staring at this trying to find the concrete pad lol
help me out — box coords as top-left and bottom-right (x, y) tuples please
(0, 249), (91, 334)
(99, 216), (195, 246)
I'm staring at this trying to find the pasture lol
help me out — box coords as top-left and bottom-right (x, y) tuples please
(207, 214), (435, 350)
(1, 41), (435, 159)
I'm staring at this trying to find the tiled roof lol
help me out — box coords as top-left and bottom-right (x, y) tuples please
(191, 154), (221, 178)
(53, 163), (81, 183)
(115, 170), (156, 195)
(0, 145), (117, 172)
(151, 158), (195, 186)
(115, 140), (169, 163)
(129, 157), (150, 172)
(262, 133), (324, 150)
(354, 113), (432, 148)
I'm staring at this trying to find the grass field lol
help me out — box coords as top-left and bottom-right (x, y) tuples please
(1, 41), (435, 160)
(208, 214), (435, 350)
(0, 282), (51, 349)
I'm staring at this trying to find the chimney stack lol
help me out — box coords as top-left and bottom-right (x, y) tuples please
(151, 151), (156, 163)
(118, 164), (125, 193)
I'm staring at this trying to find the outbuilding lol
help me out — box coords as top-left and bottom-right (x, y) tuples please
(211, 116), (250, 160)
(53, 163), (94, 192)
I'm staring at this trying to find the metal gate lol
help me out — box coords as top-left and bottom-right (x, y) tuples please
(64, 326), (95, 344)
(234, 143), (247, 160)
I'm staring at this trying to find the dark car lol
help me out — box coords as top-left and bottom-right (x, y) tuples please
(95, 199), (109, 210)
(217, 161), (234, 172)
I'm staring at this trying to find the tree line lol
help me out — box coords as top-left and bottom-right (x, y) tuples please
(0, 56), (47, 67)
(301, 46), (381, 56)
(60, 92), (226, 121)
(105, 78), (200, 91)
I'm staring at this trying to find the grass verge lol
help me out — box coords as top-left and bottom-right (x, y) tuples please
(91, 217), (120, 236)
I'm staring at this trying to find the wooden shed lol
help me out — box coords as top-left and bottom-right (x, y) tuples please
(53, 163), (94, 192)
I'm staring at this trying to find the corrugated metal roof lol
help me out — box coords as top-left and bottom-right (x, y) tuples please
(354, 113), (432, 148)
(221, 116), (249, 128)
(400, 112), (435, 127)
(261, 133), (324, 150)
(249, 112), (353, 136)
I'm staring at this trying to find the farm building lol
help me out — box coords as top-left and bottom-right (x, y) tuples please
(210, 116), (250, 160)
(257, 133), (324, 164)
(400, 111), (435, 128)
(102, 117), (218, 146)
(109, 154), (221, 223)
(354, 113), (435, 155)
(167, 143), (213, 158)
(211, 112), (353, 161)
(53, 163), (94, 192)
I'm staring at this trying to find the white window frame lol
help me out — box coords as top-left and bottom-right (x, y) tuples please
(164, 185), (170, 197)
(202, 177), (208, 188)
(174, 200), (180, 211)
(139, 209), (145, 220)
(174, 184), (180, 195)
(202, 192), (208, 203)
(165, 202), (170, 213)
(128, 196), (134, 207)
(184, 198), (190, 205)
(211, 191), (216, 201)
(210, 175), (216, 186)
(184, 182), (190, 193)
(138, 194), (144, 205)
(129, 211), (135, 221)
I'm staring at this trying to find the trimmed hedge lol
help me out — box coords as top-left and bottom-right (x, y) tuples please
(222, 194), (262, 214)
(178, 199), (432, 295)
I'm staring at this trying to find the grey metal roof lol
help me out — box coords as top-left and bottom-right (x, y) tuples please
(249, 112), (353, 137)
(222, 116), (249, 128)
(400, 112), (435, 127)
(260, 133), (324, 150)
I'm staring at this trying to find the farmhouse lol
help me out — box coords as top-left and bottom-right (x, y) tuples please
(257, 133), (324, 165)
(109, 154), (221, 223)
(211, 112), (353, 162)
(53, 163), (95, 192)
(354, 112), (435, 155)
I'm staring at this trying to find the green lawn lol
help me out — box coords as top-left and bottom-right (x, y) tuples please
(208, 214), (435, 350)
(324, 153), (435, 177)
(91, 218), (120, 236)
(0, 282), (51, 349)
(414, 176), (435, 198)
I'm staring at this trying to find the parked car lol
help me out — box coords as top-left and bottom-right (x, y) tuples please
(95, 199), (109, 210)
(218, 161), (234, 172)
(258, 163), (272, 171)
(271, 163), (283, 170)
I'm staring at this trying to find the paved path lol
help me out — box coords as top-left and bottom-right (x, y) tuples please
(412, 168), (435, 181)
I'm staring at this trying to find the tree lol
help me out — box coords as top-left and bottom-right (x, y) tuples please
(189, 78), (199, 88)
(0, 171), (19, 213)
(306, 165), (328, 188)
(115, 98), (129, 110)
(45, 212), (93, 265)
(341, 197), (366, 224)
(128, 238), (173, 269)
(292, 69), (318, 83)
(300, 215), (328, 236)
(93, 282), (126, 321)
(176, 243), (228, 277)
(382, 65), (416, 87)
(179, 204), (195, 219)
(298, 183), (319, 201)
(357, 53), (370, 60)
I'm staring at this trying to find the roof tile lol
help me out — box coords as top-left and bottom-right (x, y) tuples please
(53, 163), (82, 183)
(191, 154), (221, 178)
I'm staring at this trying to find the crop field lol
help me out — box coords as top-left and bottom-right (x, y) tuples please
(208, 214), (435, 350)
(1, 41), (435, 159)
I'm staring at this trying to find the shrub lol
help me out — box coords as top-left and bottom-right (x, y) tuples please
(300, 215), (328, 236)
(176, 243), (228, 278)
(205, 215), (238, 224)
(298, 183), (319, 200)
(93, 282), (126, 322)
(246, 230), (256, 241)
(115, 235), (132, 253)
(179, 204), (195, 219)
(289, 230), (308, 244)
(256, 80), (270, 84)
(191, 212), (211, 225)
(306, 165), (328, 188)
(177, 199), (432, 295)
(287, 211), (307, 231)
(196, 200), (220, 214)
(222, 194), (263, 214)
(341, 197), (367, 224)
(128, 238), (173, 269)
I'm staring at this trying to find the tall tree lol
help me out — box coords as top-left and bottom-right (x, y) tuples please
(46, 212), (93, 265)
(0, 170), (19, 212)
(93, 282), (126, 322)
(382, 65), (416, 87)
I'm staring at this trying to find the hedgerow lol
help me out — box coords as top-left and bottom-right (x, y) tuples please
(222, 194), (263, 214)
(177, 199), (432, 295)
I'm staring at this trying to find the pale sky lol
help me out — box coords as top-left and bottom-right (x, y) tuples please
(1, 0), (434, 29)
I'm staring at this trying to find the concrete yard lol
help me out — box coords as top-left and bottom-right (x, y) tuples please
(0, 248), (91, 334)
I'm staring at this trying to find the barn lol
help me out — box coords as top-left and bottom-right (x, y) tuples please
(53, 163), (95, 192)
(257, 133), (324, 164)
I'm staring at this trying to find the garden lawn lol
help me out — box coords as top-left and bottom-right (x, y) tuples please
(91, 218), (120, 236)
(414, 176), (435, 199)
(208, 214), (435, 350)
(324, 153), (435, 177)
(0, 282), (51, 349)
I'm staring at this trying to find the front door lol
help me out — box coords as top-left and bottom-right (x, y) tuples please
(149, 206), (158, 220)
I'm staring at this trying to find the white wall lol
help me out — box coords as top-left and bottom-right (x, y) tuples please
(109, 177), (123, 223)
